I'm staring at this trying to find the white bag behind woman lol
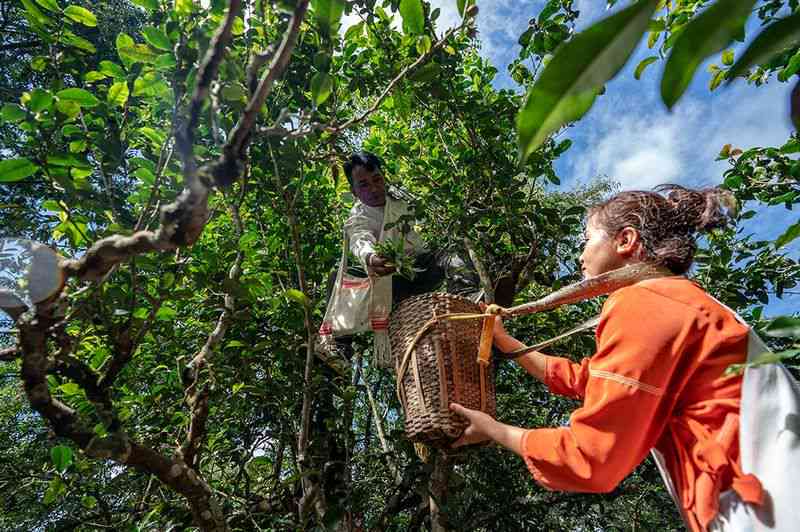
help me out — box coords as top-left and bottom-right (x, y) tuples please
(652, 304), (800, 531)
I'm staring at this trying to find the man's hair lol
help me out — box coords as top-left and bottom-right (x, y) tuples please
(343, 151), (382, 187)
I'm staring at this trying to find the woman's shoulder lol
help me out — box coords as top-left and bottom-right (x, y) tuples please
(607, 276), (731, 320)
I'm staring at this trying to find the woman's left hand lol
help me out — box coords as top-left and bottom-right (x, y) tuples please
(450, 403), (496, 447)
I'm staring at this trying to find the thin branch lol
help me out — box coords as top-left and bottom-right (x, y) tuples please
(267, 141), (320, 521)
(362, 371), (400, 483)
(464, 237), (494, 303)
(179, 186), (245, 469)
(0, 345), (18, 361)
(328, 19), (471, 134)
(176, 0), (243, 185)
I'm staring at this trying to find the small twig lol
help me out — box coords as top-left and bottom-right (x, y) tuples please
(0, 345), (18, 361)
(464, 237), (494, 303)
(328, 19), (471, 134)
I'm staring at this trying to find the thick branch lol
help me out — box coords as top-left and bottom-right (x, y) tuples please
(226, 0), (309, 159)
(60, 186), (210, 282)
(19, 305), (228, 531)
(0, 345), (18, 361)
(374, 465), (425, 532)
(464, 237), (494, 303)
(126, 443), (227, 531)
(429, 453), (451, 532)
(0, 288), (28, 320)
(177, 0), (243, 183)
(19, 310), (94, 447)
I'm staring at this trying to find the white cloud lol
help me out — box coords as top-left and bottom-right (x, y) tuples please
(428, 0), (462, 32)
(567, 95), (697, 189)
(566, 78), (792, 192)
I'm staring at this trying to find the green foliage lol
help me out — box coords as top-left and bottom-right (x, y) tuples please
(661, 0), (755, 108)
(766, 316), (800, 337)
(634, 55), (658, 79)
(310, 71), (333, 106)
(1, 0), (798, 530)
(63, 5), (97, 27)
(399, 0), (425, 36)
(373, 237), (424, 281)
(516, 0), (657, 160)
(776, 220), (800, 249)
(0, 158), (39, 182)
(50, 445), (73, 473)
(312, 0), (345, 37)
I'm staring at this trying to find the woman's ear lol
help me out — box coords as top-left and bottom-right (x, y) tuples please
(615, 227), (641, 257)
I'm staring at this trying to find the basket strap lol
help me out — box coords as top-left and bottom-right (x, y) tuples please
(493, 315), (602, 360)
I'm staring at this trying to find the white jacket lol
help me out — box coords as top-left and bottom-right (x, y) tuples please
(343, 196), (426, 268)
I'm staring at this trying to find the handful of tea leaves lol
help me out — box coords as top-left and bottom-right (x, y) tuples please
(372, 237), (425, 281)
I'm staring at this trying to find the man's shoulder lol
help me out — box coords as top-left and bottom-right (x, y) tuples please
(346, 200), (383, 221)
(386, 185), (416, 205)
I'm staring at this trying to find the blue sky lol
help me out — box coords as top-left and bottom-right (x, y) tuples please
(389, 0), (798, 316)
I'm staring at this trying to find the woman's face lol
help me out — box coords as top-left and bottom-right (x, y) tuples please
(579, 215), (628, 278)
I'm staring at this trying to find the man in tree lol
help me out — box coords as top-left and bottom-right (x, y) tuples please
(343, 151), (444, 299)
(320, 151), (477, 367)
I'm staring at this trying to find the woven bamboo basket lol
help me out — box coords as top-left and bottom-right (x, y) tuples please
(389, 293), (496, 447)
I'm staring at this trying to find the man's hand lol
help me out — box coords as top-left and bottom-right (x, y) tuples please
(450, 403), (496, 447)
(366, 253), (396, 277)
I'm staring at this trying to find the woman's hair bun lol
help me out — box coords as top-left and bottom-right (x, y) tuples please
(656, 184), (736, 233)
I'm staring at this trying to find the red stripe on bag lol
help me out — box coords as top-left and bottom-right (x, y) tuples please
(341, 279), (370, 289)
(319, 322), (333, 335)
(371, 318), (389, 330)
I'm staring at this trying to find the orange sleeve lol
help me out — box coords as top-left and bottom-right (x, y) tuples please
(519, 285), (695, 493)
(543, 355), (591, 400)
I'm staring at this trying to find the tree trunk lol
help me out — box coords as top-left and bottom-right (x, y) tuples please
(429, 453), (451, 532)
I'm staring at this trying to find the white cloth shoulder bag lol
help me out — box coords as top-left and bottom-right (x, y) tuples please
(652, 303), (800, 531)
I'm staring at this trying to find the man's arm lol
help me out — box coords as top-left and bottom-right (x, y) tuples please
(344, 203), (395, 276)
(344, 203), (378, 268)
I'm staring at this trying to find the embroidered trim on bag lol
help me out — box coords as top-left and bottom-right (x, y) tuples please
(342, 278), (371, 289)
(371, 318), (389, 331)
(589, 369), (664, 396)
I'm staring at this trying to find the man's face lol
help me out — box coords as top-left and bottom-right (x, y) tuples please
(351, 165), (386, 207)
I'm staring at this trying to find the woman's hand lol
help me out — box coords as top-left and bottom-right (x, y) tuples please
(479, 302), (513, 352)
(450, 403), (497, 447)
(450, 403), (527, 456)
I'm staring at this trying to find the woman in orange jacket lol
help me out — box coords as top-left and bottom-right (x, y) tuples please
(451, 185), (764, 531)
